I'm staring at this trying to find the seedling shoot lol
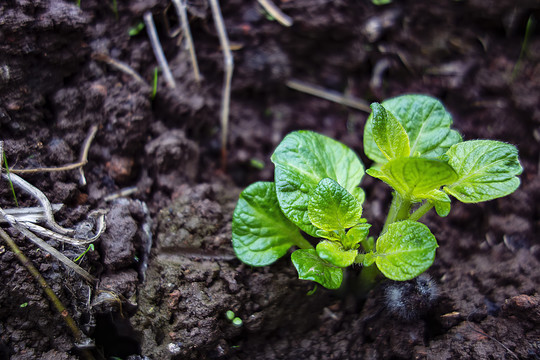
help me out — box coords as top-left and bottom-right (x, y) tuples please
(231, 94), (522, 290)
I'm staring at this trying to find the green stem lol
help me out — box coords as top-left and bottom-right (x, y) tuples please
(356, 264), (381, 297)
(381, 192), (411, 234)
(409, 202), (434, 222)
(293, 233), (314, 249)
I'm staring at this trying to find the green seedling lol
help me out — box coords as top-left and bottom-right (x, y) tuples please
(225, 310), (242, 327)
(74, 243), (94, 263)
(232, 94), (522, 290)
(512, 14), (536, 79)
(128, 21), (146, 37)
(151, 67), (159, 100)
(2, 150), (19, 207)
(110, 0), (119, 20)
(249, 158), (265, 170)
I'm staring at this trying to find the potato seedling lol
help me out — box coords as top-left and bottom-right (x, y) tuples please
(232, 94), (522, 289)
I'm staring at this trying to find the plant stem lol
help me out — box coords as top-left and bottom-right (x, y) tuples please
(294, 234), (314, 249)
(381, 192), (411, 234)
(409, 202), (434, 222)
(357, 264), (381, 297)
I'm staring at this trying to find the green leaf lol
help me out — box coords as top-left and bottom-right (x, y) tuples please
(271, 131), (364, 236)
(374, 220), (438, 281)
(367, 157), (458, 201)
(424, 189), (451, 217)
(343, 223), (371, 249)
(362, 252), (376, 266)
(364, 94), (462, 163)
(232, 182), (308, 266)
(443, 140), (522, 203)
(370, 102), (411, 161)
(308, 178), (363, 231)
(316, 241), (358, 267)
(315, 229), (342, 241)
(351, 187), (366, 204)
(291, 249), (344, 289)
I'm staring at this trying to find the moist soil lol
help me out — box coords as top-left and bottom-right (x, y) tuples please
(1, 0), (540, 359)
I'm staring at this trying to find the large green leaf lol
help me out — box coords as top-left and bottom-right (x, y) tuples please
(370, 102), (410, 161)
(232, 182), (309, 266)
(316, 241), (358, 268)
(375, 220), (438, 281)
(364, 94), (462, 163)
(308, 178), (363, 231)
(444, 140), (522, 203)
(366, 157), (458, 201)
(271, 131), (364, 236)
(291, 249), (344, 289)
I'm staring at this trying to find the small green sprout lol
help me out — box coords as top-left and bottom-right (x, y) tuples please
(128, 22), (146, 37)
(2, 150), (19, 207)
(225, 310), (242, 327)
(110, 0), (119, 20)
(249, 158), (265, 170)
(512, 14), (536, 79)
(225, 310), (235, 321)
(232, 94), (522, 290)
(151, 67), (159, 100)
(19, 302), (28, 308)
(74, 244), (94, 263)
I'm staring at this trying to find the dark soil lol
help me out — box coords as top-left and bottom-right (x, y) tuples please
(1, 0), (539, 359)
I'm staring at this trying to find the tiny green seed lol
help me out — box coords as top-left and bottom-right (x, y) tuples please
(232, 317), (243, 327)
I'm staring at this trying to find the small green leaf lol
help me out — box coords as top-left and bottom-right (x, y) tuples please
(316, 241), (358, 267)
(424, 189), (451, 217)
(232, 182), (308, 266)
(308, 178), (363, 231)
(315, 229), (342, 241)
(225, 310), (235, 320)
(291, 249), (344, 289)
(362, 252), (376, 267)
(444, 140), (522, 203)
(272, 131), (364, 236)
(375, 220), (438, 281)
(367, 157), (458, 201)
(370, 102), (411, 161)
(343, 223), (371, 249)
(315, 230), (342, 241)
(364, 95), (462, 163)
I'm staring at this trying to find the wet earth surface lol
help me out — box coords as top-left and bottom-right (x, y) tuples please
(1, 0), (539, 359)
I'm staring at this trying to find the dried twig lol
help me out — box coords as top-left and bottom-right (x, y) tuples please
(0, 207), (96, 284)
(209, 0), (234, 171)
(171, 0), (201, 83)
(103, 186), (138, 202)
(0, 204), (63, 224)
(466, 314), (519, 360)
(77, 124), (98, 186)
(0, 227), (94, 360)
(9, 125), (98, 178)
(91, 53), (148, 86)
(286, 78), (371, 112)
(144, 11), (177, 89)
(257, 0), (293, 27)
(22, 213), (106, 247)
(3, 172), (74, 236)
